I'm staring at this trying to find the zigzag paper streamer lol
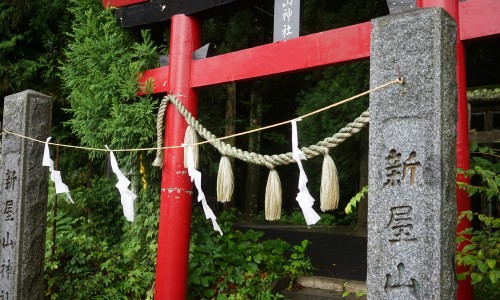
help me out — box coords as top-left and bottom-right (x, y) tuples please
(185, 145), (223, 235)
(42, 137), (74, 203)
(105, 146), (136, 222)
(291, 120), (321, 225)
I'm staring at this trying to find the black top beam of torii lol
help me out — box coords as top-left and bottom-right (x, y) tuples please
(115, 0), (265, 28)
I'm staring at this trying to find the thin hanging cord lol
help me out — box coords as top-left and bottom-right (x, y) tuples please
(1, 78), (402, 152)
(187, 78), (402, 147)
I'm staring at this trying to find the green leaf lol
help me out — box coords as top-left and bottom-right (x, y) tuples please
(466, 185), (478, 196)
(489, 270), (500, 284)
(204, 288), (215, 298)
(342, 291), (350, 298)
(479, 146), (490, 154)
(456, 272), (468, 281)
(462, 243), (477, 253)
(477, 260), (488, 273)
(471, 272), (483, 285)
(486, 259), (497, 270)
(345, 186), (367, 214)
(355, 291), (366, 297)
(253, 253), (262, 264)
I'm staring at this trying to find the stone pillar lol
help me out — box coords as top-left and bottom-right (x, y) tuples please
(0, 90), (52, 300)
(368, 8), (457, 300)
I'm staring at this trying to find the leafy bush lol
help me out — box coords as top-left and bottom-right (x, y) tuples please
(456, 212), (499, 284)
(45, 1), (161, 296)
(188, 209), (314, 299)
(61, 0), (158, 160)
(456, 144), (500, 300)
(45, 179), (157, 300)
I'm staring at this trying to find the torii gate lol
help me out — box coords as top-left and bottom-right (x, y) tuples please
(102, 1), (499, 299)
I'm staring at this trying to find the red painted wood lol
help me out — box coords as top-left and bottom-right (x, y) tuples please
(139, 66), (169, 95)
(102, 0), (147, 8)
(459, 0), (500, 41)
(417, 0), (500, 41)
(192, 22), (371, 87)
(154, 15), (201, 300)
(418, 1), (473, 299)
(455, 39), (473, 300)
(138, 22), (370, 93)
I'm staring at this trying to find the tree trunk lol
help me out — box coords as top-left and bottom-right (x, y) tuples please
(223, 82), (237, 211)
(244, 81), (262, 221)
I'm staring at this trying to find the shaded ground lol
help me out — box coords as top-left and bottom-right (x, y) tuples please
(234, 224), (367, 281)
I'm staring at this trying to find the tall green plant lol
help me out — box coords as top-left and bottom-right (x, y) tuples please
(61, 0), (158, 159)
(46, 0), (161, 298)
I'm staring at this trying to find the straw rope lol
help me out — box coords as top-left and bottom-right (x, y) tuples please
(153, 78), (401, 168)
(155, 97), (369, 169)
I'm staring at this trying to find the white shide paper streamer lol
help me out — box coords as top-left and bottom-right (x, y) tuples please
(185, 145), (223, 235)
(105, 146), (136, 222)
(42, 137), (74, 203)
(291, 120), (321, 225)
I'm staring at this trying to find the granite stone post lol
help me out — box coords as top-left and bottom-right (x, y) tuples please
(368, 8), (458, 299)
(0, 90), (52, 300)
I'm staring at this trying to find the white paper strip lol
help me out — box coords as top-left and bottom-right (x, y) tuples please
(291, 120), (321, 225)
(185, 145), (223, 235)
(105, 146), (136, 222)
(42, 137), (74, 203)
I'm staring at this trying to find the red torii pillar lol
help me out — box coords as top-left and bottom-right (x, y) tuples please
(155, 15), (200, 299)
(417, 1), (472, 299)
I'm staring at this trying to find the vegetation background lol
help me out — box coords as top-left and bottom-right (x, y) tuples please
(1, 0), (499, 298)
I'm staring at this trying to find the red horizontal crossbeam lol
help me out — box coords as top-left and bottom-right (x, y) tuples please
(138, 1), (499, 94)
(139, 21), (371, 93)
(192, 22), (371, 87)
(459, 0), (500, 41)
(139, 67), (169, 95)
(102, 0), (147, 8)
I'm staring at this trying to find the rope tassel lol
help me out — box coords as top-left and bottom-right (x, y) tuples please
(320, 153), (339, 211)
(217, 156), (234, 203)
(183, 126), (199, 169)
(265, 169), (282, 221)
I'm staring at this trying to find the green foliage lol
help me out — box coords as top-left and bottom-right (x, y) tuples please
(456, 213), (500, 299)
(61, 0), (158, 159)
(283, 239), (315, 288)
(45, 1), (161, 298)
(457, 144), (500, 199)
(0, 0), (69, 101)
(45, 180), (157, 299)
(340, 280), (366, 299)
(188, 209), (314, 299)
(345, 186), (368, 215)
(456, 144), (500, 299)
